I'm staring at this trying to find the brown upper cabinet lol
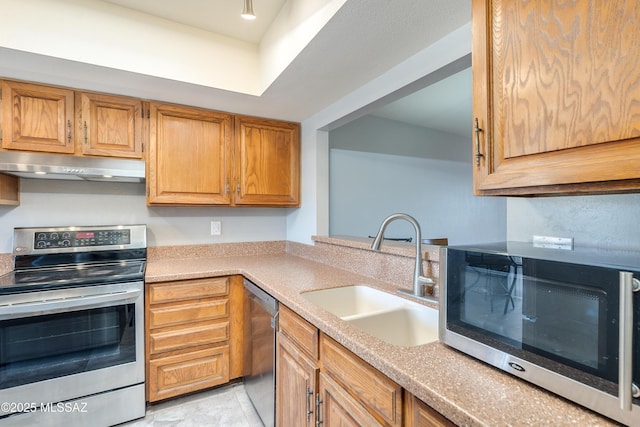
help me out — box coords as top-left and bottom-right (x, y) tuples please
(234, 116), (300, 206)
(1, 79), (144, 159)
(76, 91), (144, 158)
(147, 103), (301, 207)
(472, 0), (640, 196)
(1, 80), (75, 154)
(146, 102), (233, 205)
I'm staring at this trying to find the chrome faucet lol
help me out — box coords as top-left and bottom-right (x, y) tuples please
(371, 213), (435, 299)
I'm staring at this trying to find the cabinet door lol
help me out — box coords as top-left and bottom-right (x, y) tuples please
(1, 80), (74, 153)
(318, 372), (382, 427)
(276, 333), (318, 427)
(472, 0), (640, 195)
(147, 102), (232, 205)
(77, 91), (143, 158)
(403, 391), (455, 427)
(234, 116), (300, 206)
(0, 174), (19, 206)
(320, 335), (402, 427)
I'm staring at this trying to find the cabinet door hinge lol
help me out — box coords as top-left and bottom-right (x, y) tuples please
(141, 142), (145, 153)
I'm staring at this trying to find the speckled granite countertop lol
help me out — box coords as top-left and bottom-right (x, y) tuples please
(145, 240), (616, 427)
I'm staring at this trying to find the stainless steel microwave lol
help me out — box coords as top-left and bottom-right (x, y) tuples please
(440, 242), (640, 426)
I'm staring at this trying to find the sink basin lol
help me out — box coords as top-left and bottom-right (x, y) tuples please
(346, 306), (439, 347)
(302, 285), (439, 347)
(302, 285), (405, 318)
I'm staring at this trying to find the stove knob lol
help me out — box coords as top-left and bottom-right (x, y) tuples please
(62, 232), (71, 239)
(61, 240), (71, 247)
(50, 233), (59, 240)
(37, 233), (47, 240)
(36, 241), (47, 248)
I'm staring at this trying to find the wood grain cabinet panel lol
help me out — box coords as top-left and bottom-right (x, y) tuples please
(318, 372), (382, 427)
(234, 116), (300, 206)
(149, 298), (229, 328)
(148, 346), (229, 402)
(403, 391), (455, 427)
(145, 276), (242, 402)
(278, 304), (319, 360)
(148, 277), (229, 304)
(0, 174), (19, 205)
(276, 333), (319, 427)
(472, 0), (640, 195)
(320, 334), (402, 427)
(146, 102), (232, 205)
(1, 80), (74, 153)
(76, 91), (143, 158)
(149, 321), (229, 355)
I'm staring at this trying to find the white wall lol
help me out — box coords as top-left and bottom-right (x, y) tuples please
(0, 179), (287, 253)
(507, 195), (640, 250)
(290, 23), (474, 244)
(328, 116), (506, 245)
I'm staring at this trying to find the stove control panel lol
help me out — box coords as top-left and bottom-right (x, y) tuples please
(34, 229), (131, 249)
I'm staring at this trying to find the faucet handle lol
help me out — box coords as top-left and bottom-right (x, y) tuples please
(418, 276), (435, 284)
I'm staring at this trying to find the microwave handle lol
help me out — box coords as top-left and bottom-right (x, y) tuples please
(619, 271), (640, 411)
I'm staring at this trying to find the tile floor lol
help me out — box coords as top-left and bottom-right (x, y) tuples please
(121, 383), (264, 427)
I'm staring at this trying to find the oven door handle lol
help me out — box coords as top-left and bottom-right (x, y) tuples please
(0, 289), (142, 320)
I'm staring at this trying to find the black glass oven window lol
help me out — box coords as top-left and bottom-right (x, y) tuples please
(0, 304), (136, 389)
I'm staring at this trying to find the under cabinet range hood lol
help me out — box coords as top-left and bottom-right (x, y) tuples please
(0, 152), (145, 183)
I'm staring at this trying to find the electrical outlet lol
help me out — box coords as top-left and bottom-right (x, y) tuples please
(210, 221), (222, 236)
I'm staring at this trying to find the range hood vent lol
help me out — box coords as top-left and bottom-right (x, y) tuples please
(0, 152), (145, 183)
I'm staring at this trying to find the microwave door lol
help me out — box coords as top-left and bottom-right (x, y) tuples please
(522, 277), (607, 371)
(520, 260), (617, 382)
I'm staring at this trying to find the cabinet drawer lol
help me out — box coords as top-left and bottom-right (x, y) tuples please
(279, 305), (318, 360)
(148, 277), (229, 304)
(149, 321), (230, 355)
(148, 346), (229, 402)
(149, 298), (229, 328)
(320, 334), (402, 427)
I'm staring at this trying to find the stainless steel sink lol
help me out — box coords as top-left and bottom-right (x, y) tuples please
(302, 285), (438, 347)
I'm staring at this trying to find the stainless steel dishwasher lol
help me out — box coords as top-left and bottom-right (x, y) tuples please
(243, 279), (278, 427)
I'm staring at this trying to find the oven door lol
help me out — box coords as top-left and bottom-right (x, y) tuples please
(0, 281), (144, 416)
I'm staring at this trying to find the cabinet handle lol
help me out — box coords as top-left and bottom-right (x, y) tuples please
(83, 121), (88, 144)
(67, 120), (72, 143)
(224, 180), (230, 196)
(306, 385), (314, 421)
(315, 393), (323, 426)
(236, 183), (241, 196)
(474, 118), (484, 166)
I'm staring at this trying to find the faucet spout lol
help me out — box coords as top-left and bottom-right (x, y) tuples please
(370, 213), (434, 298)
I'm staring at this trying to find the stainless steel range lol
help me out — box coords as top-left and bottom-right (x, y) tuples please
(0, 225), (147, 427)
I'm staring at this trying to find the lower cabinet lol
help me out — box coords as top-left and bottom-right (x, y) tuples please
(403, 391), (456, 427)
(318, 371), (384, 426)
(145, 275), (244, 402)
(276, 305), (319, 427)
(276, 304), (453, 427)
